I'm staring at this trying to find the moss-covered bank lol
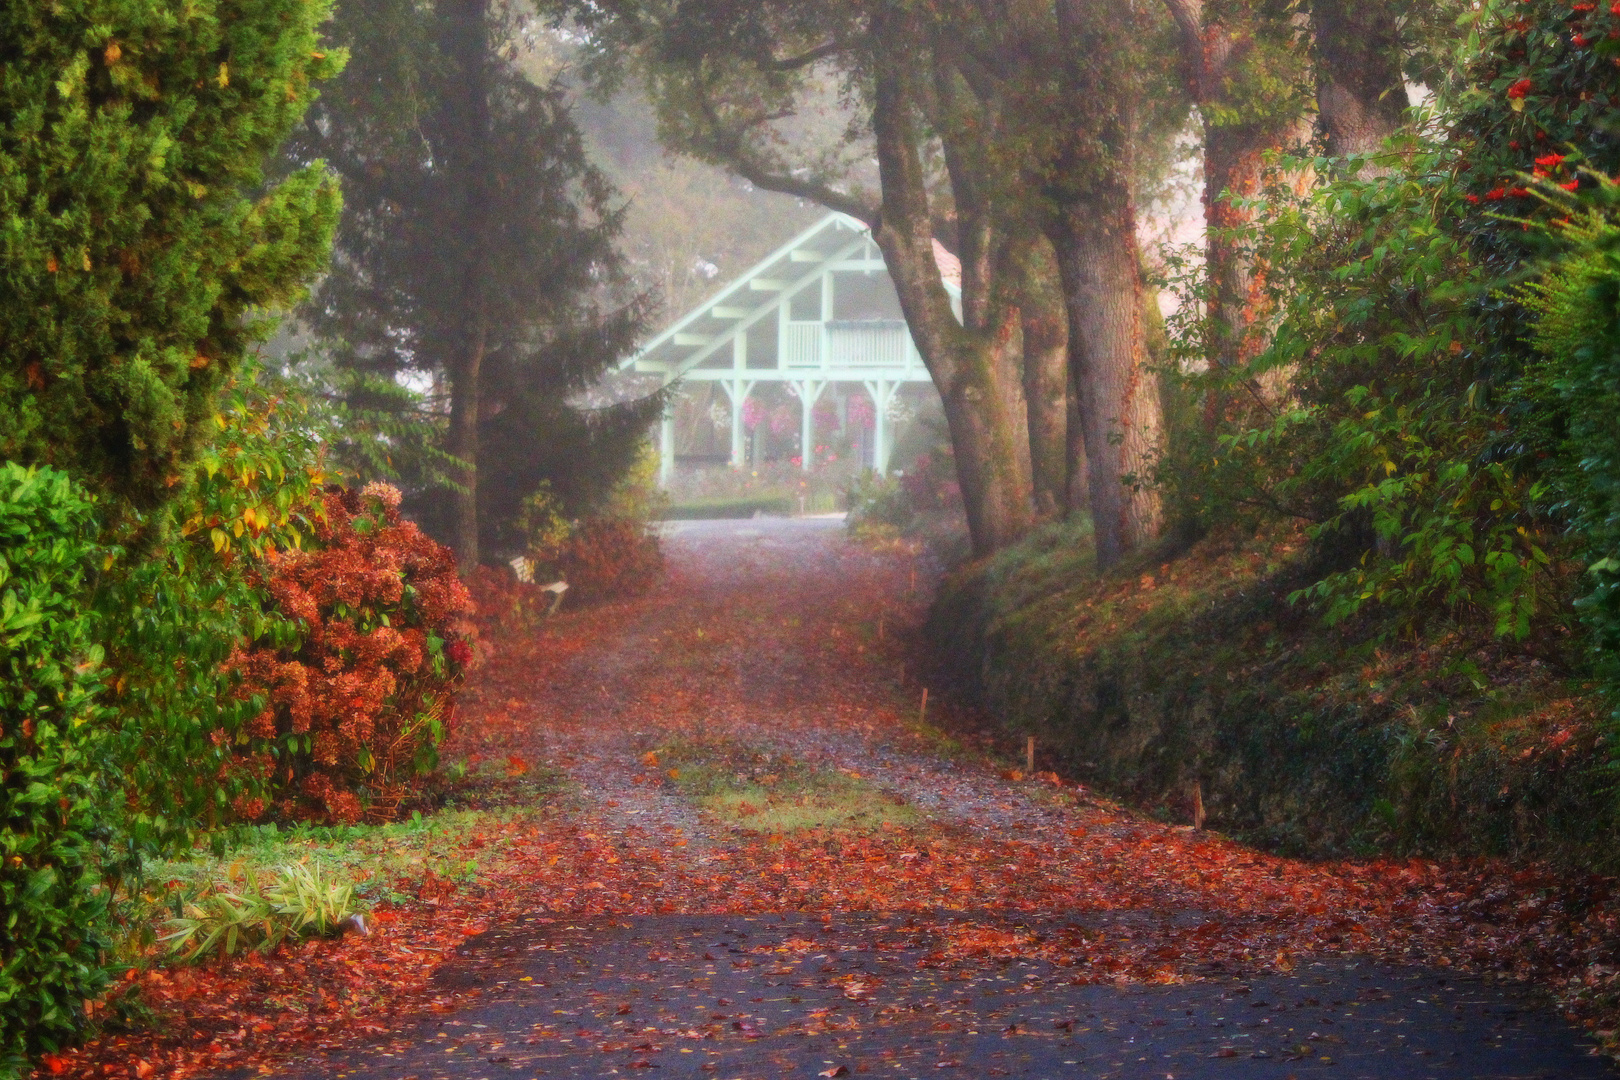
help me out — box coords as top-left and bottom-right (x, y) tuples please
(926, 519), (1616, 865)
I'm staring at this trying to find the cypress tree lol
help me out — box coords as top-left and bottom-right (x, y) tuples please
(0, 1), (343, 523)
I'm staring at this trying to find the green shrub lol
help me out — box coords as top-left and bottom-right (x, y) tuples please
(94, 373), (328, 857)
(0, 464), (112, 1074)
(1162, 0), (1620, 644)
(1525, 196), (1620, 741)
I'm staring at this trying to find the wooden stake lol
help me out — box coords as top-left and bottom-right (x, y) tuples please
(1192, 781), (1206, 831)
(1026, 735), (1036, 775)
(918, 687), (929, 725)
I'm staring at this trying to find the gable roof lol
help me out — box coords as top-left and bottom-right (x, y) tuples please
(625, 212), (959, 382)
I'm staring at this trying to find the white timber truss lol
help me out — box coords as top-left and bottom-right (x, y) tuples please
(626, 213), (958, 484)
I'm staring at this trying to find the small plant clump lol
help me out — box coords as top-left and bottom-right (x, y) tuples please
(161, 862), (364, 964)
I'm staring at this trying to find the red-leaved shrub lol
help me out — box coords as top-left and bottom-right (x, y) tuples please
(556, 518), (663, 605)
(229, 483), (474, 823)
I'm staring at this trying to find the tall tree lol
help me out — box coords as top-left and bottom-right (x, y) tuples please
(292, 0), (653, 568)
(578, 0), (1039, 555)
(1162, 0), (1313, 388)
(1034, 0), (1170, 564)
(1311, 0), (1410, 162)
(0, 0), (342, 527)
(940, 0), (1183, 563)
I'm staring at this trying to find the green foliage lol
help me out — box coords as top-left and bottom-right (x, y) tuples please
(1524, 196), (1620, 732)
(1166, 0), (1620, 643)
(95, 372), (328, 859)
(0, 464), (112, 1072)
(0, 0), (342, 521)
(161, 861), (361, 963)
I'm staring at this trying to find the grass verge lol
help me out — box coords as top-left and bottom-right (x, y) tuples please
(652, 739), (917, 834)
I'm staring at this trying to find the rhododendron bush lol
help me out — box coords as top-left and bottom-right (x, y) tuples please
(230, 484), (475, 823)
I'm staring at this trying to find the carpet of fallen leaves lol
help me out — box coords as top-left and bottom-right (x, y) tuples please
(41, 517), (1620, 1079)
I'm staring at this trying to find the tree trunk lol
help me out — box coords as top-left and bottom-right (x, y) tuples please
(447, 323), (487, 571)
(1312, 0), (1409, 165)
(1164, 0), (1311, 422)
(1065, 357), (1089, 515)
(1049, 189), (1162, 569)
(1018, 236), (1069, 521)
(438, 0), (493, 571)
(870, 53), (1033, 557)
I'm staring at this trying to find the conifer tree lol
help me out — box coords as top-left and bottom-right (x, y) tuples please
(291, 0), (654, 568)
(0, 0), (342, 523)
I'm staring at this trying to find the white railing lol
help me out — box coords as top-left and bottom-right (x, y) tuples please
(829, 320), (908, 367)
(784, 322), (821, 368)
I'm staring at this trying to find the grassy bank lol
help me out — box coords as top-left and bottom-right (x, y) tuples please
(926, 519), (1616, 865)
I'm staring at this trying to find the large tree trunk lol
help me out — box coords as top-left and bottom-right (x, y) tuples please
(1049, 189), (1162, 569)
(1017, 236), (1069, 521)
(1312, 0), (1410, 164)
(870, 53), (1033, 557)
(1065, 358), (1089, 515)
(1164, 0), (1310, 421)
(446, 324), (487, 571)
(439, 0), (493, 571)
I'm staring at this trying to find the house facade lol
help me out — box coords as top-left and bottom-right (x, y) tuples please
(625, 213), (956, 484)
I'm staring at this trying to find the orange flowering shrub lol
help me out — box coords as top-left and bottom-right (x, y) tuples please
(230, 483), (474, 823)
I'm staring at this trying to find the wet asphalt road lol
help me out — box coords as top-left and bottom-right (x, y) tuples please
(281, 912), (1607, 1080)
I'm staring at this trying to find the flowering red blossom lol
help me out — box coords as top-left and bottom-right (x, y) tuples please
(1487, 186), (1508, 200)
(1535, 153), (1566, 169)
(1466, 193), (1482, 204)
(229, 485), (474, 822)
(1561, 179), (1581, 191)
(1507, 77), (1534, 99)
(1573, 33), (1590, 46)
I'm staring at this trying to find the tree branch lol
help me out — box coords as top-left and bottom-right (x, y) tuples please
(755, 40), (841, 71)
(1162, 0), (1203, 57)
(690, 91), (879, 223)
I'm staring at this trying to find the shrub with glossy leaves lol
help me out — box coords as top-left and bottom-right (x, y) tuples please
(0, 464), (111, 1073)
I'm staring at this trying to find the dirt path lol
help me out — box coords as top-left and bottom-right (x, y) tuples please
(249, 518), (1610, 1079)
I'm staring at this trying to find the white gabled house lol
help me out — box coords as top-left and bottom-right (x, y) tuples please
(625, 212), (959, 484)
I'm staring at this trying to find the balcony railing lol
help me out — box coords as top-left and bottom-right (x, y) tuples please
(783, 319), (911, 369)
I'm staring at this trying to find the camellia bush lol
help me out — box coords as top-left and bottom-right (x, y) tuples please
(230, 483), (475, 823)
(0, 465), (111, 1072)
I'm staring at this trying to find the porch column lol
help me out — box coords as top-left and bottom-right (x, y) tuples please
(794, 379), (827, 472)
(721, 379), (755, 468)
(658, 401), (675, 487)
(864, 379), (896, 475)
